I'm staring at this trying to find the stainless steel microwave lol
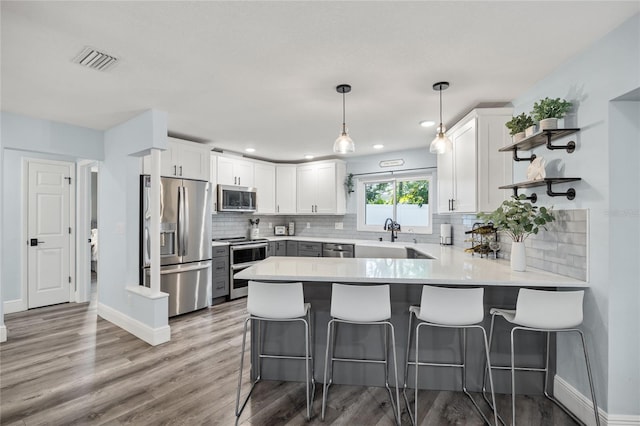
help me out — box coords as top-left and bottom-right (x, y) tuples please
(217, 184), (257, 212)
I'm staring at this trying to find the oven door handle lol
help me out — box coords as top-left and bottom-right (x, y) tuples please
(230, 243), (268, 252)
(231, 261), (261, 271)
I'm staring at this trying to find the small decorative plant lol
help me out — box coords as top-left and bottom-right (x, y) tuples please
(505, 113), (535, 136)
(531, 97), (572, 121)
(344, 173), (355, 194)
(477, 195), (555, 242)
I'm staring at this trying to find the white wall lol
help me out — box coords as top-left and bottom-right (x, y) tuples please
(510, 14), (639, 415)
(0, 112), (103, 310)
(607, 98), (640, 415)
(98, 110), (169, 330)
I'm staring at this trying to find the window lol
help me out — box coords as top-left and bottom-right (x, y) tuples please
(356, 174), (433, 234)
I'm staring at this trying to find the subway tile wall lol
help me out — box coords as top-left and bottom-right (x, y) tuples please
(212, 209), (588, 280)
(447, 209), (588, 280)
(212, 213), (447, 244)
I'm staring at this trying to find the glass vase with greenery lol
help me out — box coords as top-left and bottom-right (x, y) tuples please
(477, 195), (555, 242)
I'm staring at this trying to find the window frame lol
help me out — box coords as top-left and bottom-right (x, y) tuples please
(356, 173), (433, 234)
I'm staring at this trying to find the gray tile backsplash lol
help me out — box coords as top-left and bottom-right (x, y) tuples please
(212, 209), (588, 280)
(447, 209), (588, 280)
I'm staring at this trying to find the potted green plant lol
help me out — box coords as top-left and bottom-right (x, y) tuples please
(531, 97), (572, 130)
(505, 113), (535, 143)
(477, 195), (555, 271)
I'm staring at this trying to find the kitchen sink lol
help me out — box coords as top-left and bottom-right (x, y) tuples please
(405, 247), (435, 259)
(354, 245), (434, 259)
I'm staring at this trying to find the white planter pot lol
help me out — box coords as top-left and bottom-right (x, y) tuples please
(510, 241), (527, 272)
(539, 118), (558, 130)
(513, 132), (526, 143)
(525, 125), (537, 137)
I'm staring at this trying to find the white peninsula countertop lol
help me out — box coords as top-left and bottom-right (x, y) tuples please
(235, 243), (587, 288)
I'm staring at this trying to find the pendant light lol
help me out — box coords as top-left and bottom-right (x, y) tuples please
(430, 81), (453, 155)
(333, 84), (355, 154)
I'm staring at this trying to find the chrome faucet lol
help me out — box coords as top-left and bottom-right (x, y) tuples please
(383, 218), (401, 242)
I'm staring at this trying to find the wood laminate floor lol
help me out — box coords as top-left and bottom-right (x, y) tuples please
(0, 290), (579, 425)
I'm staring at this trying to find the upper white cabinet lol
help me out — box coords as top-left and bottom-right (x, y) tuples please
(275, 165), (297, 214)
(297, 160), (346, 214)
(253, 162), (276, 214)
(143, 137), (210, 181)
(217, 156), (254, 187)
(437, 108), (513, 214)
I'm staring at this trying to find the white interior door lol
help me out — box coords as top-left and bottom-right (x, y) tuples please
(28, 160), (72, 308)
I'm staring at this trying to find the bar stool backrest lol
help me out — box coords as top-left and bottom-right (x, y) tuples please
(247, 281), (306, 319)
(331, 283), (391, 322)
(513, 288), (584, 329)
(418, 285), (485, 325)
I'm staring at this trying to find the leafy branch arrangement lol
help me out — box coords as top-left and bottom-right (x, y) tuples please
(345, 173), (355, 194)
(477, 195), (555, 242)
(532, 97), (572, 121)
(505, 113), (535, 136)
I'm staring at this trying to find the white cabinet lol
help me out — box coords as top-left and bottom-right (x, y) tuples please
(253, 162), (276, 214)
(437, 108), (513, 214)
(275, 165), (297, 214)
(297, 160), (346, 214)
(217, 156), (254, 187)
(144, 138), (210, 181)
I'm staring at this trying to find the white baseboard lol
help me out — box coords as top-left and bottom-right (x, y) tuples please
(97, 302), (170, 346)
(0, 324), (7, 342)
(554, 375), (640, 426)
(3, 299), (27, 314)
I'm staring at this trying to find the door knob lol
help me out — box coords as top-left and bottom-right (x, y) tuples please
(30, 238), (44, 246)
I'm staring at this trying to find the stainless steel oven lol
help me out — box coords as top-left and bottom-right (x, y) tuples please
(229, 239), (268, 299)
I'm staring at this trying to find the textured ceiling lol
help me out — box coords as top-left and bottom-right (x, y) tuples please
(1, 1), (638, 162)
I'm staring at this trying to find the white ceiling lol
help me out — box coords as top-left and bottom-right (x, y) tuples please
(1, 1), (638, 162)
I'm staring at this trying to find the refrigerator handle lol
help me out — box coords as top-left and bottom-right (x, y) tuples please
(177, 186), (184, 257)
(144, 227), (151, 266)
(183, 186), (189, 256)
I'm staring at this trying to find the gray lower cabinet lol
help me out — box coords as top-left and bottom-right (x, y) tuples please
(286, 240), (298, 256)
(298, 241), (322, 257)
(211, 245), (229, 301)
(268, 241), (287, 256)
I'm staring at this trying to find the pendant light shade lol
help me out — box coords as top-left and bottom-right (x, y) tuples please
(429, 81), (452, 155)
(333, 84), (355, 154)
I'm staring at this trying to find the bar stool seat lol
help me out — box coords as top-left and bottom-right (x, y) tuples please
(484, 288), (599, 426)
(403, 285), (497, 426)
(322, 283), (401, 425)
(235, 281), (315, 421)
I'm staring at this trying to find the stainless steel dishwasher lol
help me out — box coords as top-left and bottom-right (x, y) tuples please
(322, 243), (354, 258)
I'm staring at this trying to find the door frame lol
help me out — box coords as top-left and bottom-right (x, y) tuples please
(21, 158), (76, 309)
(76, 160), (97, 303)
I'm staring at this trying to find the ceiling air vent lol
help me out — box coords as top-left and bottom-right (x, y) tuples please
(73, 46), (118, 71)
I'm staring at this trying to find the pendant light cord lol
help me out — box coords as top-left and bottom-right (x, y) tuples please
(439, 86), (443, 130)
(342, 92), (346, 133)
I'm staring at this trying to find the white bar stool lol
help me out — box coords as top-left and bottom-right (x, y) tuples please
(321, 283), (401, 425)
(235, 281), (315, 421)
(402, 285), (497, 426)
(483, 288), (599, 426)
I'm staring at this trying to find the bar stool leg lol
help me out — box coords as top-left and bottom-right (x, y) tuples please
(414, 322), (422, 424)
(321, 319), (335, 421)
(510, 327), (519, 426)
(402, 311), (416, 425)
(578, 330), (600, 426)
(236, 317), (257, 417)
(387, 322), (402, 426)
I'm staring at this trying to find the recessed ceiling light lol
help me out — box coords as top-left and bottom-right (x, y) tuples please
(245, 148), (255, 153)
(304, 154), (315, 160)
(373, 144), (384, 150)
(420, 120), (435, 128)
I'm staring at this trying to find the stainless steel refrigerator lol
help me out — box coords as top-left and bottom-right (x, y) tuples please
(140, 175), (211, 316)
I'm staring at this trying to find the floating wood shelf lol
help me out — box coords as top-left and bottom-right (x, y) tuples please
(499, 178), (581, 203)
(499, 128), (580, 161)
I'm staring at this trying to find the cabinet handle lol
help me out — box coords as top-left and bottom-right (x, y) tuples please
(234, 177), (237, 185)
(451, 199), (455, 211)
(179, 166), (183, 176)
(277, 205), (279, 213)
(238, 177), (241, 185)
(173, 165), (177, 176)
